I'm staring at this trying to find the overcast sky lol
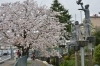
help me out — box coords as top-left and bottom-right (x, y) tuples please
(0, 0), (100, 23)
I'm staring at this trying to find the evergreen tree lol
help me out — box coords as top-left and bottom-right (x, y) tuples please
(50, 0), (71, 39)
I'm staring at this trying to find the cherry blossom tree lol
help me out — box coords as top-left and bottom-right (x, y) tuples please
(0, 0), (64, 57)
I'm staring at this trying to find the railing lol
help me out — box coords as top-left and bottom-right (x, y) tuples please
(13, 56), (27, 66)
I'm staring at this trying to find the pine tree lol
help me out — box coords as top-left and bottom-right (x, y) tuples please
(50, 0), (72, 39)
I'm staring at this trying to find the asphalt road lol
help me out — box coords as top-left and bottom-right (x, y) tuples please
(0, 59), (15, 66)
(0, 55), (13, 66)
(0, 55), (10, 61)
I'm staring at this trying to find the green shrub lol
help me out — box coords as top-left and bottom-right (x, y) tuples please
(60, 60), (75, 66)
(64, 55), (70, 60)
(70, 54), (75, 60)
(94, 44), (100, 65)
(51, 58), (55, 65)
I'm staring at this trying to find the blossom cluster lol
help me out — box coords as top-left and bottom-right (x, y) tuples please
(0, 0), (64, 57)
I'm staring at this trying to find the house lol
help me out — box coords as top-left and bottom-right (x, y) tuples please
(90, 14), (100, 27)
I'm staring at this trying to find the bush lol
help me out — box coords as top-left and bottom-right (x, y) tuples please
(94, 44), (100, 65)
(70, 54), (75, 60)
(59, 60), (75, 66)
(64, 55), (70, 60)
(50, 58), (55, 65)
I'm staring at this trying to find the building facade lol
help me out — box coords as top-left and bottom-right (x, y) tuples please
(90, 14), (100, 27)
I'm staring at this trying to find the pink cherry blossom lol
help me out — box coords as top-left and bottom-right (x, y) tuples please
(0, 0), (65, 57)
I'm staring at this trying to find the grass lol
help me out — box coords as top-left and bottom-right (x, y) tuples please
(27, 61), (32, 66)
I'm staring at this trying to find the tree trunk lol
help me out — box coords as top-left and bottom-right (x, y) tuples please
(14, 44), (31, 56)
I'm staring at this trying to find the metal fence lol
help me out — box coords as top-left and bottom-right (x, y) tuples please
(13, 56), (27, 66)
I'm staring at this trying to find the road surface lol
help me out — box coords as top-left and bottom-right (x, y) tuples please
(0, 55), (14, 66)
(0, 55), (10, 61)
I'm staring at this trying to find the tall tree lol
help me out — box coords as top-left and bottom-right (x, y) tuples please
(0, 0), (64, 57)
(50, 0), (71, 39)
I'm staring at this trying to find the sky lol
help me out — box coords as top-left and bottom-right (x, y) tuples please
(0, 0), (100, 23)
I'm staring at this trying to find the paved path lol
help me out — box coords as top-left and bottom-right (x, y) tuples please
(29, 59), (53, 66)
(0, 58), (53, 66)
(0, 59), (15, 66)
(30, 60), (46, 66)
(0, 55), (15, 66)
